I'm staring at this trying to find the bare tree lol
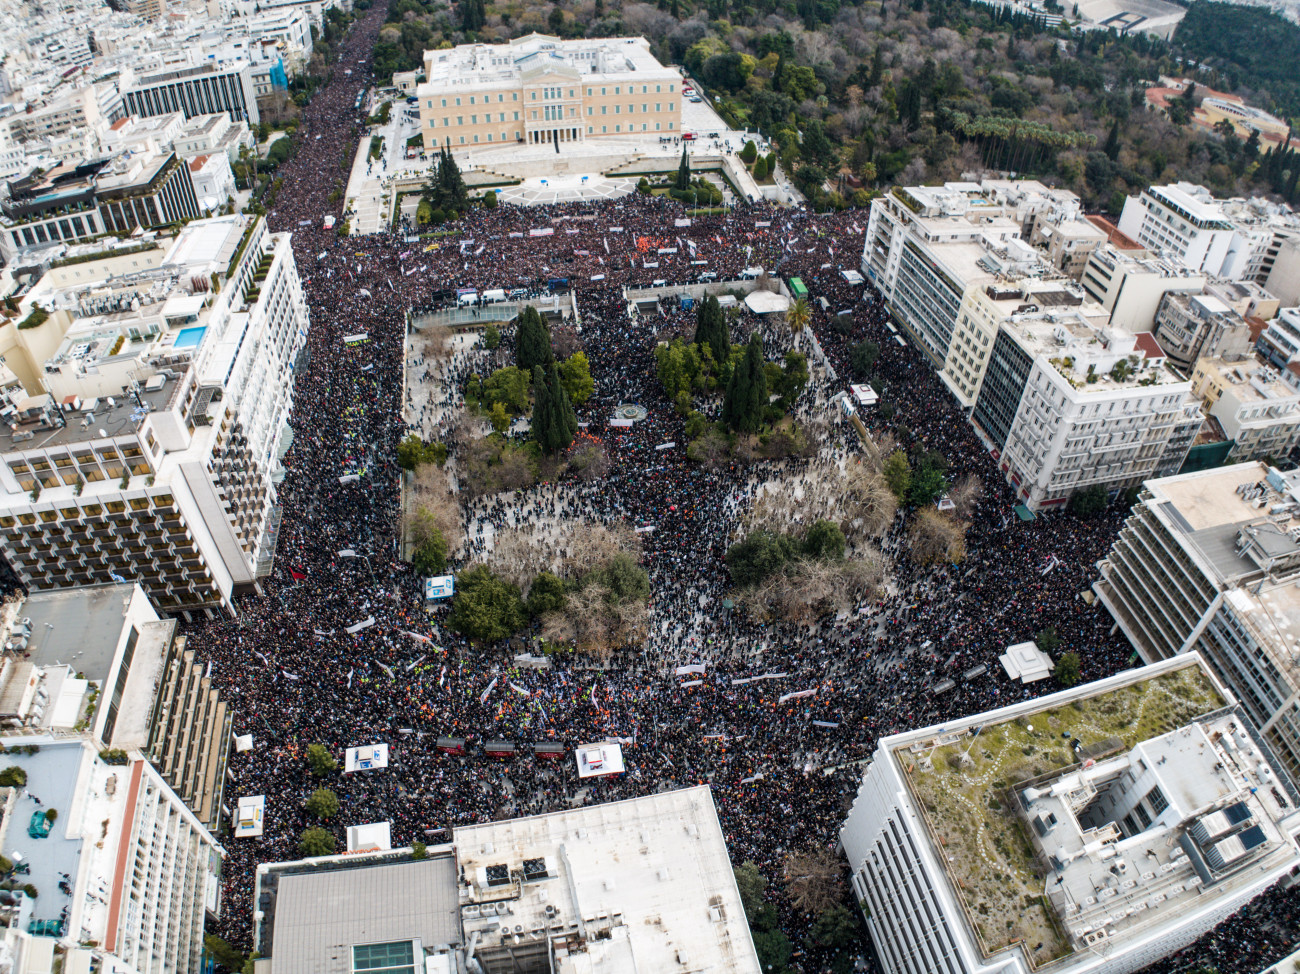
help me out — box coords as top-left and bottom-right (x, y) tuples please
(949, 474), (983, 520)
(566, 440), (609, 482)
(407, 464), (461, 551)
(908, 509), (968, 566)
(783, 849), (846, 915)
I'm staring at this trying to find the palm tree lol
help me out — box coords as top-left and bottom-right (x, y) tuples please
(785, 296), (811, 349)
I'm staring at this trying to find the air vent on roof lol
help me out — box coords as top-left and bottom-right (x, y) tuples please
(522, 858), (548, 881)
(485, 864), (510, 887)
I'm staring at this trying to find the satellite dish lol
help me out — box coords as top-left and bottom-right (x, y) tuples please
(98, 429), (107, 437)
(107, 397), (116, 407)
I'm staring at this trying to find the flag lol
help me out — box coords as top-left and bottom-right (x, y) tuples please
(290, 567), (307, 580)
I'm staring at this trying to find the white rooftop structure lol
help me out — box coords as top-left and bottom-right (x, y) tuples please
(744, 290), (790, 315)
(574, 741), (625, 778)
(235, 795), (266, 838)
(345, 743), (390, 772)
(999, 640), (1056, 683)
(346, 821), (393, 853)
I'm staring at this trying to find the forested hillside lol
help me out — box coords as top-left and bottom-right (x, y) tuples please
(374, 0), (1300, 210)
(1172, 1), (1300, 121)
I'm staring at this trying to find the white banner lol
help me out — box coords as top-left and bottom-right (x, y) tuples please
(675, 664), (707, 676)
(529, 227), (555, 237)
(345, 616), (375, 634)
(681, 680), (704, 688)
(479, 677), (498, 705)
(778, 688), (817, 704)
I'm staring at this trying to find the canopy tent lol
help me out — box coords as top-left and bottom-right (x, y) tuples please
(744, 290), (791, 315)
(1000, 641), (1056, 684)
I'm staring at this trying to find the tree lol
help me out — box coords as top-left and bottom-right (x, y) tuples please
(205, 935), (247, 973)
(674, 146), (692, 191)
(526, 571), (567, 617)
(733, 861), (767, 921)
(1056, 651), (1082, 686)
(532, 362), (578, 454)
(411, 529), (448, 576)
(722, 334), (769, 434)
(908, 509), (967, 565)
(484, 324), (501, 349)
(740, 140), (758, 164)
(753, 155), (769, 181)
(693, 295), (730, 365)
(265, 137), (294, 168)
(784, 296), (811, 348)
(411, 841), (428, 859)
(514, 306), (554, 375)
(0, 767), (27, 788)
(424, 147), (469, 213)
(881, 451), (912, 499)
(305, 788), (340, 820)
(1036, 626), (1062, 653)
(810, 903), (859, 949)
(558, 351), (594, 405)
(1069, 484), (1109, 516)
(298, 827), (337, 857)
(447, 564), (526, 643)
(306, 744), (337, 776)
(488, 402), (510, 435)
(482, 190), (498, 209)
(726, 530), (798, 586)
(783, 848), (845, 914)
(547, 4), (564, 33)
(803, 519), (846, 561)
(850, 340), (879, 380)
(908, 459), (948, 507)
(583, 552), (650, 604)
(1103, 120), (1121, 162)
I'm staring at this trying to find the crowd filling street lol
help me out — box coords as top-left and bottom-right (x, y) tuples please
(148, 4), (1300, 970)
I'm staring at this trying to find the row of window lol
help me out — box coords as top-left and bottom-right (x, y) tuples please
(430, 102), (673, 128)
(427, 82), (674, 109)
(430, 121), (675, 144)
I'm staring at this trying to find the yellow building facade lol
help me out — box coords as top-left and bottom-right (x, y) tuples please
(418, 34), (683, 152)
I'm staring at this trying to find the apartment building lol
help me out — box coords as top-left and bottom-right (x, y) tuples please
(172, 112), (254, 162)
(0, 153), (200, 263)
(1094, 462), (1300, 780)
(1119, 182), (1300, 284)
(1118, 184), (1238, 274)
(417, 34), (682, 153)
(1079, 244), (1206, 332)
(1262, 236), (1300, 307)
(0, 738), (223, 971)
(863, 181), (1111, 385)
(122, 61), (259, 127)
(1189, 357), (1300, 461)
(0, 583), (232, 830)
(0, 214), (307, 614)
(1257, 307), (1300, 369)
(1152, 291), (1254, 371)
(970, 313), (1201, 511)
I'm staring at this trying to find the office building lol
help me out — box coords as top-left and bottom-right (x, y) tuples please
(0, 583), (232, 830)
(1189, 357), (1300, 461)
(1080, 245), (1206, 333)
(971, 314), (1201, 511)
(1262, 237), (1300, 307)
(417, 34), (682, 153)
(122, 62), (259, 127)
(840, 654), (1300, 974)
(172, 112), (254, 162)
(0, 737), (223, 970)
(1094, 462), (1300, 780)
(253, 786), (761, 974)
(1153, 291), (1255, 371)
(0, 214), (308, 614)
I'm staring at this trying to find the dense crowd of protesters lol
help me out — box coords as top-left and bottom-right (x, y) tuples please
(172, 4), (1300, 971)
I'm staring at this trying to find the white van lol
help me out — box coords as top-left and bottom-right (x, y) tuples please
(482, 288), (506, 304)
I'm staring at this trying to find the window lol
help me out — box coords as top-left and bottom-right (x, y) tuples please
(441, 98), (446, 107)
(471, 115), (477, 124)
(1146, 786), (1169, 816)
(587, 87), (593, 96)
(457, 116), (463, 125)
(353, 942), (416, 974)
(470, 96), (475, 104)
(455, 97), (461, 106)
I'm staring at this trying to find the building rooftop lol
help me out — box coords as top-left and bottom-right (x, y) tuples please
(1143, 462), (1300, 586)
(1, 583), (134, 677)
(1011, 314), (1188, 393)
(3, 372), (179, 450)
(888, 657), (1297, 968)
(420, 33), (675, 91)
(454, 785), (761, 974)
(1196, 358), (1299, 405)
(266, 855), (462, 974)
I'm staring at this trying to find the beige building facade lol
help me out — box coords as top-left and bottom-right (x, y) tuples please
(417, 34), (682, 153)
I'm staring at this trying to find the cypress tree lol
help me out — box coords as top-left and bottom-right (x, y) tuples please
(532, 363), (576, 453)
(675, 147), (691, 191)
(722, 334), (768, 434)
(515, 306), (553, 375)
(1103, 120), (1121, 162)
(693, 295), (729, 365)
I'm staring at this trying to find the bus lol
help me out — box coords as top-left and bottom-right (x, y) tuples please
(788, 277), (809, 300)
